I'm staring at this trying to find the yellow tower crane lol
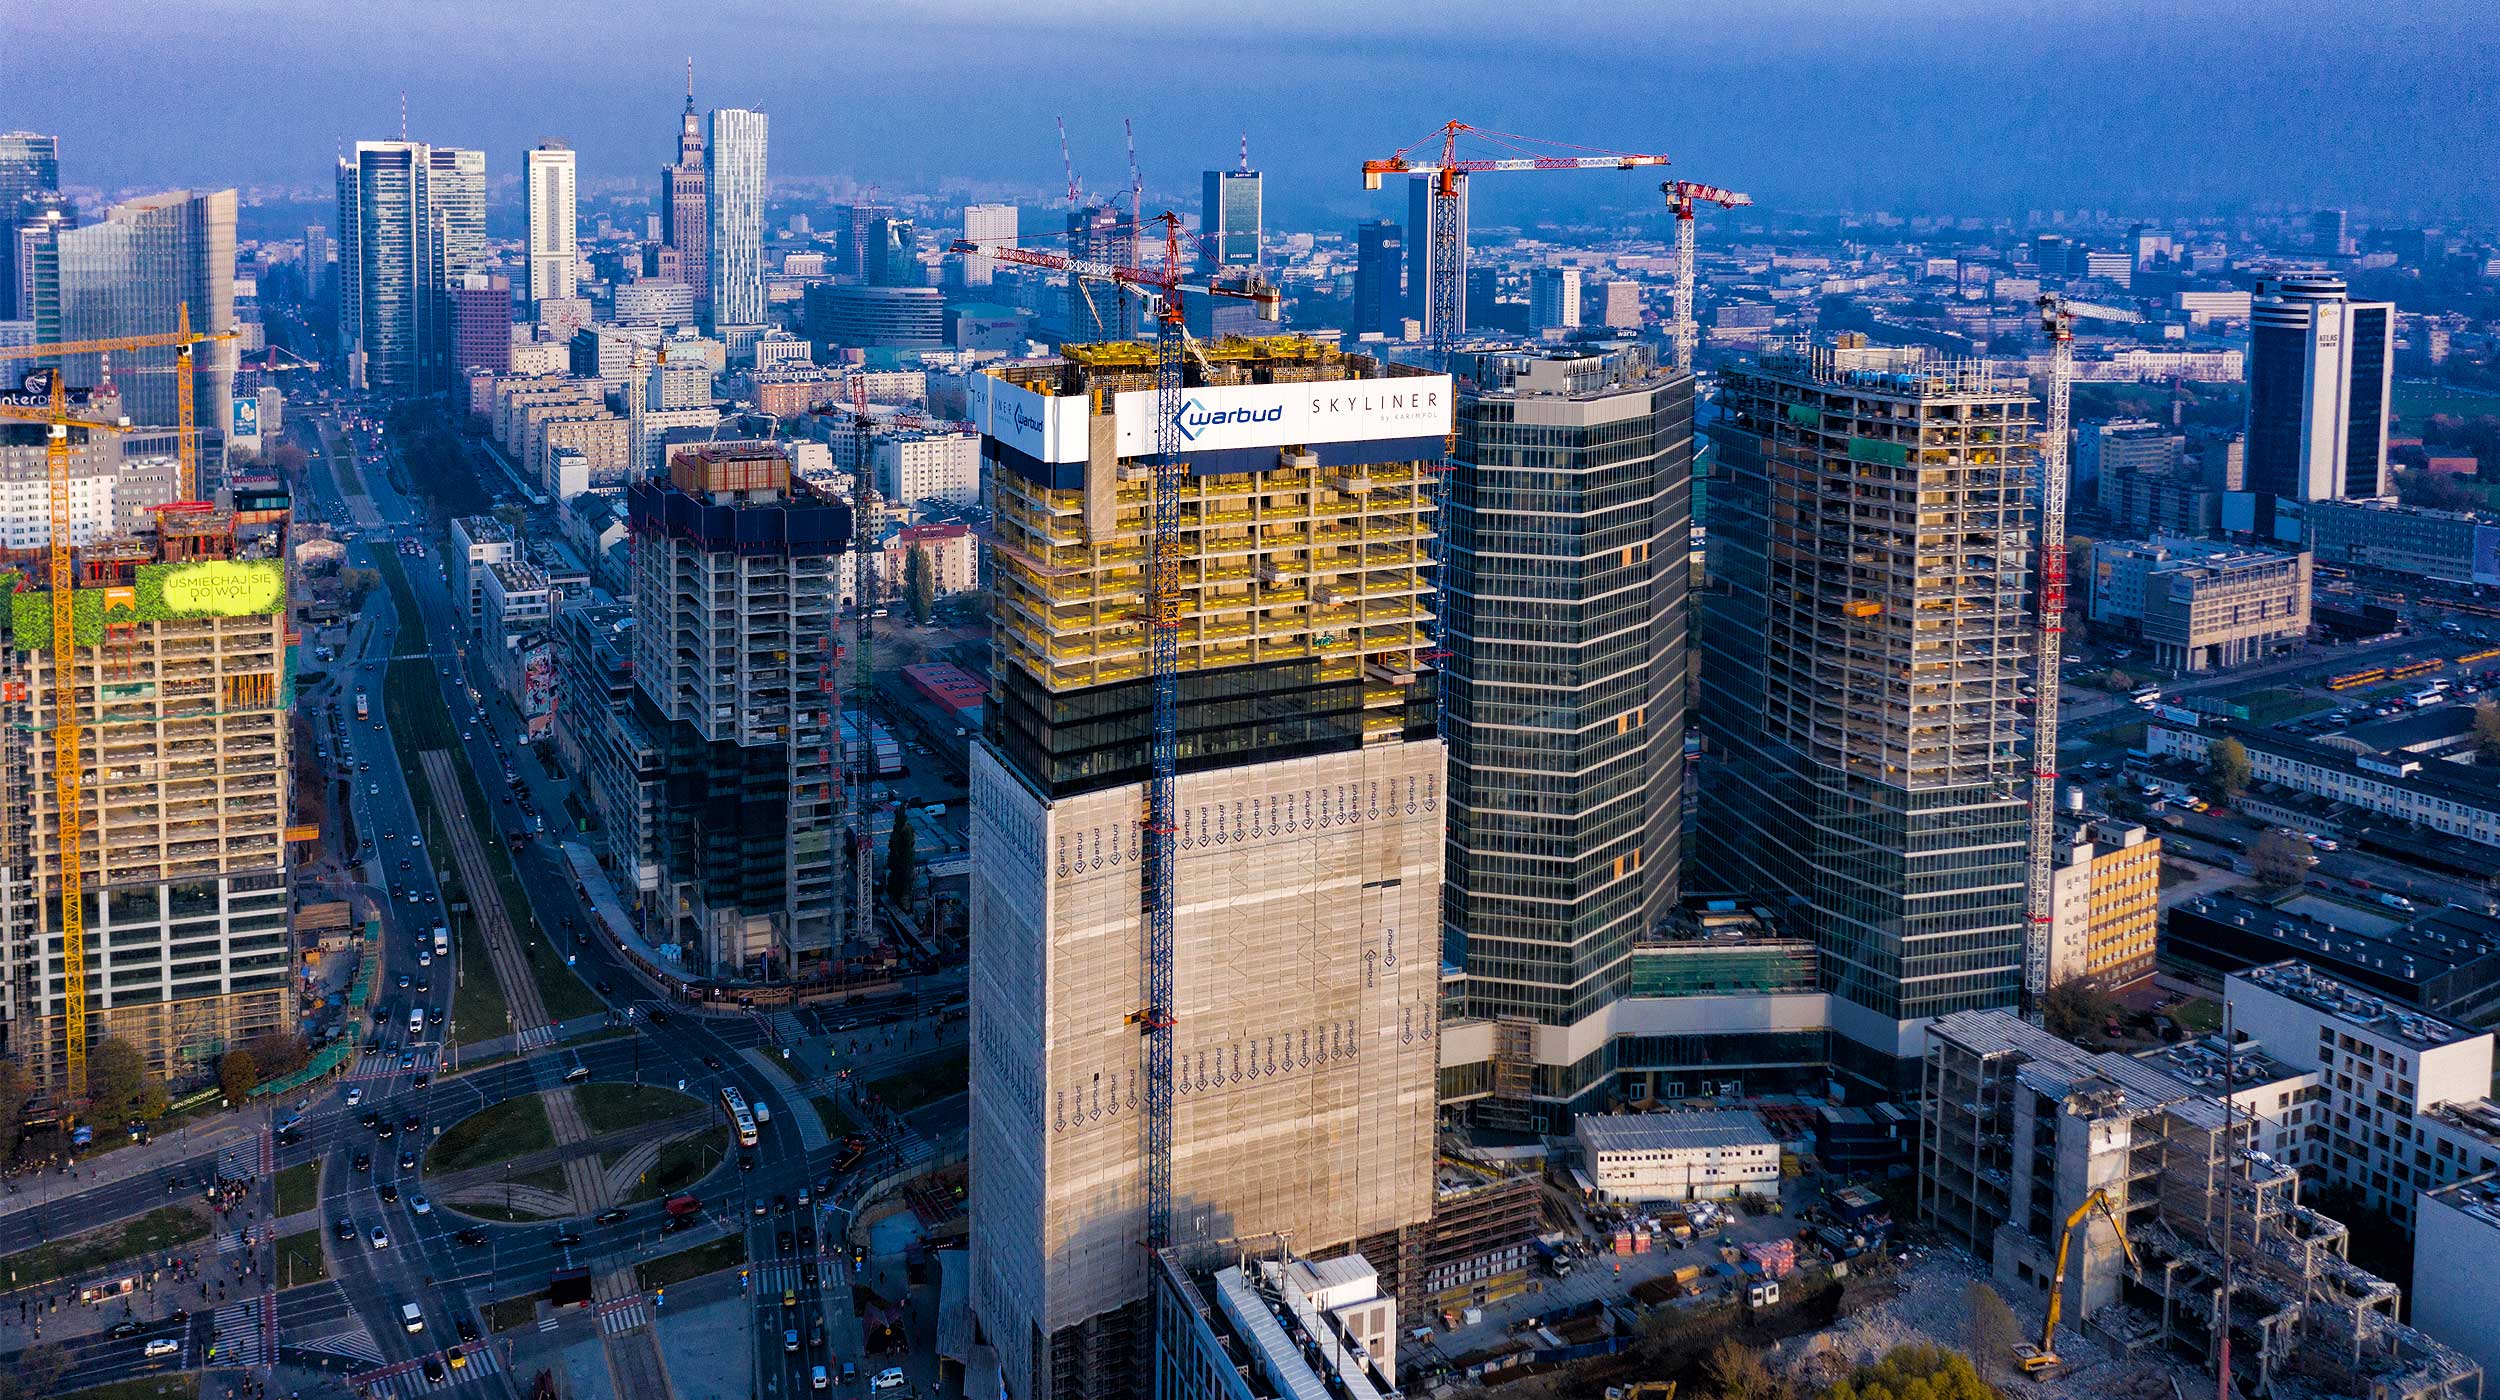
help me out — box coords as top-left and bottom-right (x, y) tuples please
(0, 304), (234, 1109)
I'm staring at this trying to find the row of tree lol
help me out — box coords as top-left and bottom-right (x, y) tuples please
(0, 1030), (312, 1166)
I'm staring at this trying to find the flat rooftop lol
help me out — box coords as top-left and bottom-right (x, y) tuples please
(2234, 959), (2483, 1050)
(1576, 1109), (1775, 1153)
(2174, 890), (2500, 989)
(2425, 1171), (2500, 1232)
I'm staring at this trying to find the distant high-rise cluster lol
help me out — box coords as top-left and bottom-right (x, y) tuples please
(334, 139), (484, 392)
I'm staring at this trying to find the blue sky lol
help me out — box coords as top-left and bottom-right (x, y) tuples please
(5, 0), (2494, 227)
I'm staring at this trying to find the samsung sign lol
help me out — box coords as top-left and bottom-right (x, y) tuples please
(972, 371), (1452, 465)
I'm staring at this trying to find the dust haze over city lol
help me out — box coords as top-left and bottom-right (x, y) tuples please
(1, 4), (2499, 1400)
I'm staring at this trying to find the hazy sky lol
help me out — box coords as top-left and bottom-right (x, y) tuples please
(6, 0), (2495, 230)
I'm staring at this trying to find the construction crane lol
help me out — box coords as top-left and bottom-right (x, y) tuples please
(1360, 124), (1670, 716)
(1362, 123), (1670, 370)
(0, 306), (232, 1107)
(950, 219), (1275, 1257)
(2015, 1187), (2140, 1374)
(1659, 180), (1753, 374)
(2022, 294), (2083, 1022)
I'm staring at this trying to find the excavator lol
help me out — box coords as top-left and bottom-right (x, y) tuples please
(2016, 1187), (2141, 1374)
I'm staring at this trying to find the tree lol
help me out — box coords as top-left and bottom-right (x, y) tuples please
(2207, 737), (2251, 803)
(88, 1036), (152, 1124)
(884, 816), (918, 906)
(218, 1047), (260, 1105)
(2249, 828), (2313, 887)
(338, 566), (380, 604)
(1964, 1281), (2021, 1383)
(268, 440), (310, 477)
(245, 1030), (311, 1079)
(2042, 979), (2119, 1043)
(2475, 699), (2500, 763)
(0, 1057), (29, 1166)
(1706, 1337), (1788, 1400)
(1820, 1344), (1998, 1400)
(905, 544), (937, 626)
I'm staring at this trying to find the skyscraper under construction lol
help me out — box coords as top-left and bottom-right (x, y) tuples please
(0, 500), (295, 1091)
(965, 336), (1448, 1400)
(1699, 340), (2037, 1093)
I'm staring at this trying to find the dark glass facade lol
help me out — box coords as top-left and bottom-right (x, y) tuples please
(1442, 346), (1692, 1029)
(2244, 321), (2309, 501)
(2345, 304), (2390, 498)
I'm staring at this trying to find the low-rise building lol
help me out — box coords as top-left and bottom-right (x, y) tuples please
(2150, 715), (2500, 850)
(2309, 498), (2500, 586)
(1153, 1247), (1401, 1400)
(2088, 536), (2310, 671)
(2049, 817), (2159, 989)
(2162, 889), (2500, 1025)
(1573, 1110), (1780, 1203)
(890, 522), (976, 594)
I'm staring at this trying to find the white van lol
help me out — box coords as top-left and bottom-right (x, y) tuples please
(872, 1368), (908, 1394)
(401, 1301), (425, 1333)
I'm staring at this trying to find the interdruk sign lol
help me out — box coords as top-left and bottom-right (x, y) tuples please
(972, 370), (1452, 464)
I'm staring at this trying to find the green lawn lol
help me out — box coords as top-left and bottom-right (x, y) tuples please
(2393, 380), (2500, 433)
(371, 553), (430, 659)
(426, 1094), (556, 1174)
(0, 1205), (209, 1290)
(275, 1160), (320, 1217)
(2235, 688), (2338, 727)
(868, 1051), (969, 1114)
(454, 1200), (562, 1224)
(274, 1228), (327, 1287)
(59, 1378), (200, 1400)
(451, 909), (513, 1047)
(811, 1095), (858, 1139)
(617, 1132), (728, 1206)
(2171, 997), (2224, 1036)
(636, 1233), (747, 1292)
(575, 1084), (700, 1136)
(484, 1294), (540, 1333)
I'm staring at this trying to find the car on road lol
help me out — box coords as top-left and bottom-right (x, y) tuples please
(422, 1356), (446, 1385)
(353, 1151), (372, 1172)
(336, 1217), (356, 1241)
(872, 1368), (907, 1393)
(145, 1337), (182, 1360)
(403, 1113), (422, 1132)
(109, 1318), (142, 1339)
(647, 1009), (669, 1025)
(375, 1120), (395, 1138)
(595, 1208), (628, 1224)
(660, 1214), (694, 1235)
(346, 1087), (363, 1107)
(595, 980), (612, 995)
(457, 1316), (479, 1343)
(782, 1290), (796, 1310)
(785, 1328), (800, 1353)
(777, 1230), (793, 1252)
(701, 1053), (723, 1069)
(740, 1152), (755, 1172)
(455, 1227), (488, 1247)
(774, 1194), (789, 1214)
(379, 1183), (399, 1203)
(371, 1225), (390, 1250)
(410, 1194), (432, 1215)
(396, 975), (410, 989)
(813, 1366), (829, 1391)
(552, 1229), (582, 1247)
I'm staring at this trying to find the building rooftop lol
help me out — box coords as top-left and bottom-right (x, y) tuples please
(1576, 1109), (1775, 1154)
(2160, 715), (2500, 827)
(1748, 338), (2030, 400)
(454, 513), (513, 543)
(2178, 892), (2500, 995)
(2425, 1170), (2500, 1233)
(2233, 959), (2482, 1050)
(2137, 1034), (2306, 1095)
(1159, 1246), (1398, 1400)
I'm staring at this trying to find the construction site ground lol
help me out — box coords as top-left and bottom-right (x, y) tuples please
(1791, 1246), (2204, 1400)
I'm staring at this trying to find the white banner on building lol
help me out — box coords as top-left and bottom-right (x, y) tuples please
(971, 372), (1453, 464)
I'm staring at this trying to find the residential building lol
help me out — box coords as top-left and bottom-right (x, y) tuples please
(1917, 1004), (2478, 1397)
(0, 514), (293, 1092)
(1573, 1111), (1780, 1203)
(449, 514), (518, 627)
(1601, 280), (1643, 330)
(0, 435), (178, 549)
(447, 277), (512, 377)
(525, 141), (578, 307)
(53, 187), (237, 438)
(2047, 817), (2158, 989)
(1201, 162), (1262, 270)
(965, 337), (1446, 1400)
(2083, 418), (2183, 509)
(2245, 273), (2393, 504)
(648, 358), (711, 411)
(624, 443), (850, 977)
(2159, 889), (2500, 1027)
(889, 522), (976, 594)
(2417, 1176), (2500, 1388)
(1527, 266), (1580, 333)
(1063, 204), (1136, 340)
(2149, 716), (2500, 855)
(2311, 209), (2349, 258)
(754, 368), (845, 419)
(873, 430), (979, 509)
(1700, 341), (2036, 1092)
(960, 202), (1017, 287)
(2086, 537), (2311, 671)
(613, 277), (694, 329)
(1439, 345), (1691, 1128)
(1415, 1156), (1542, 1317)
(751, 329), (811, 373)
(1352, 219), (1403, 339)
(661, 73), (709, 324)
(705, 109), (768, 331)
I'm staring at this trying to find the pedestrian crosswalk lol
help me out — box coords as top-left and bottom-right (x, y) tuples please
(353, 1342), (504, 1397)
(750, 1257), (815, 1291)
(515, 1024), (558, 1051)
(298, 1326), (385, 1365)
(212, 1297), (267, 1367)
(215, 1223), (266, 1255)
(214, 1141), (259, 1183)
(889, 1126), (934, 1167)
(346, 1046), (439, 1082)
(597, 1296), (648, 1334)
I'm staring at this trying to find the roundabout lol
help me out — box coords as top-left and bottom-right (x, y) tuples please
(417, 1083), (726, 1225)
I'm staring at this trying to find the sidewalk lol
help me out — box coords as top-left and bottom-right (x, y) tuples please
(3, 1111), (264, 1211)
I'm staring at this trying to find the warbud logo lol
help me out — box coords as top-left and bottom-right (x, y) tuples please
(1011, 403), (1047, 436)
(1172, 397), (1283, 443)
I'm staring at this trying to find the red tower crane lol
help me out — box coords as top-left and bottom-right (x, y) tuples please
(1659, 180), (1752, 374)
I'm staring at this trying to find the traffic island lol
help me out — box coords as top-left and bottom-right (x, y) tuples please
(424, 1093), (557, 1174)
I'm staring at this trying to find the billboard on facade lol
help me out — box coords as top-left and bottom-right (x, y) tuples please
(232, 397), (260, 438)
(10, 558), (288, 649)
(972, 371), (1453, 465)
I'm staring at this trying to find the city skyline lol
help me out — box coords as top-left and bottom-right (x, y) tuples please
(4, 1), (2496, 227)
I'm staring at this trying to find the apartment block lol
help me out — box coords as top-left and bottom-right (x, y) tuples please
(448, 514), (517, 628)
(2088, 536), (2310, 672)
(2047, 817), (2158, 989)
(1919, 1006), (2477, 1398)
(1700, 340), (2036, 1092)
(2148, 717), (2500, 852)
(1153, 1246), (1401, 1400)
(965, 337), (1445, 1400)
(873, 431), (980, 509)
(621, 443), (851, 976)
(1, 515), (293, 1091)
